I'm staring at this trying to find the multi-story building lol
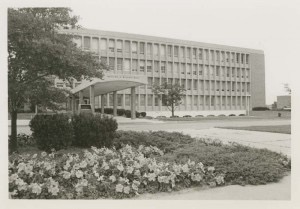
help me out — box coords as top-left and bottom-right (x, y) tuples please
(58, 28), (266, 117)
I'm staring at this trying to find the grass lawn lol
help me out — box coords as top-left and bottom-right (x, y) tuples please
(218, 125), (291, 134)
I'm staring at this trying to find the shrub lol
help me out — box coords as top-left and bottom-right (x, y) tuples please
(207, 115), (215, 117)
(218, 114), (226, 117)
(72, 114), (118, 148)
(252, 107), (270, 111)
(156, 116), (166, 119)
(161, 140), (290, 185)
(8, 133), (36, 149)
(104, 108), (113, 115)
(135, 112), (141, 118)
(124, 110), (131, 118)
(140, 112), (147, 117)
(239, 114), (246, 116)
(229, 114), (236, 116)
(183, 115), (192, 118)
(117, 109), (126, 116)
(8, 145), (224, 199)
(195, 115), (204, 117)
(29, 114), (73, 152)
(113, 131), (194, 153)
(170, 115), (179, 118)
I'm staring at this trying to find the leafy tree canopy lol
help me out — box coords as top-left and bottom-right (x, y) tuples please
(152, 82), (186, 117)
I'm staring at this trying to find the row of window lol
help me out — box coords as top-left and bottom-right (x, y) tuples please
(74, 36), (250, 64)
(96, 94), (248, 107)
(147, 78), (250, 92)
(102, 57), (250, 77)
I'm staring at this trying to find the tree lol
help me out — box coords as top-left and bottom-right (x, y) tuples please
(152, 82), (186, 117)
(8, 8), (106, 152)
(284, 83), (291, 95)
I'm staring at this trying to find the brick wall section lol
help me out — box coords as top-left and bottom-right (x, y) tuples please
(250, 53), (266, 108)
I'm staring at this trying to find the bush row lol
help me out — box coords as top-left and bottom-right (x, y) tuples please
(94, 108), (146, 118)
(29, 114), (118, 152)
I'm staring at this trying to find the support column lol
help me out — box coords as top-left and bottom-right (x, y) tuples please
(113, 91), (117, 116)
(79, 90), (84, 104)
(131, 87), (136, 119)
(90, 85), (95, 114)
(101, 95), (105, 114)
(71, 95), (76, 114)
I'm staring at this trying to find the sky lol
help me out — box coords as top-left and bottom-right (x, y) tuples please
(67, 0), (300, 105)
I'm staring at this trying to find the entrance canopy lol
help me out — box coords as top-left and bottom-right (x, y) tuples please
(71, 73), (147, 97)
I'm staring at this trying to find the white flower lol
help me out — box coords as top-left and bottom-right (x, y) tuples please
(32, 154), (37, 159)
(9, 173), (18, 183)
(97, 175), (104, 182)
(44, 162), (52, 170)
(182, 164), (189, 173)
(75, 170), (84, 178)
(134, 170), (141, 176)
(62, 171), (71, 179)
(80, 161), (87, 168)
(29, 183), (42, 195)
(207, 166), (215, 172)
(48, 186), (59, 196)
(117, 164), (124, 171)
(63, 162), (70, 170)
(80, 179), (88, 186)
(9, 190), (18, 197)
(109, 175), (116, 182)
(123, 186), (130, 194)
(41, 152), (47, 157)
(115, 184), (124, 193)
(215, 175), (225, 185)
(17, 162), (26, 173)
(147, 173), (156, 182)
(126, 166), (134, 174)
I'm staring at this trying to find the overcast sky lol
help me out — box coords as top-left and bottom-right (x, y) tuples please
(68, 0), (300, 105)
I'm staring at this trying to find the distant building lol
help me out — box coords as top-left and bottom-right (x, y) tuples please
(277, 95), (291, 109)
(58, 28), (266, 117)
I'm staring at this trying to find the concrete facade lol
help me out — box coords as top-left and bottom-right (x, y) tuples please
(58, 28), (266, 116)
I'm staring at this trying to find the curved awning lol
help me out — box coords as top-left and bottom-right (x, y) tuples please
(71, 73), (148, 97)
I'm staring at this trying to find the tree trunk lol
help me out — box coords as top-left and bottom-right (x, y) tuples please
(10, 110), (18, 153)
(171, 103), (174, 117)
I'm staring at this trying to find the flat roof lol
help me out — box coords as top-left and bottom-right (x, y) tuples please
(60, 28), (264, 54)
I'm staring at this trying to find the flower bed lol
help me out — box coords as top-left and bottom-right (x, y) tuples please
(9, 145), (225, 199)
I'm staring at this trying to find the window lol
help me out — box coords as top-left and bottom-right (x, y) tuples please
(154, 61), (159, 73)
(174, 46), (179, 57)
(187, 80), (191, 90)
(216, 67), (220, 76)
(109, 39), (115, 53)
(236, 53), (240, 63)
(125, 95), (130, 106)
(246, 54), (249, 64)
(161, 62), (166, 73)
(132, 42), (137, 54)
(187, 48), (191, 59)
(125, 41), (130, 53)
(117, 95), (123, 106)
(167, 62), (172, 73)
(124, 59), (130, 72)
(198, 49), (203, 60)
(168, 46), (172, 57)
(231, 53), (235, 63)
(180, 47), (185, 58)
(140, 60), (145, 72)
(117, 58), (123, 71)
(181, 63), (185, 74)
(147, 43), (152, 55)
(174, 63), (179, 73)
(241, 54), (244, 64)
(100, 38), (107, 51)
(193, 80), (198, 90)
(91, 38), (99, 54)
(187, 64), (192, 75)
(205, 50), (209, 61)
(210, 50), (214, 62)
(109, 58), (115, 70)
(226, 52), (230, 63)
(83, 37), (91, 50)
(139, 42), (145, 54)
(117, 40), (123, 53)
(211, 96), (215, 106)
(192, 48), (197, 59)
(160, 45), (166, 57)
(154, 44), (159, 56)
(216, 51), (220, 61)
(132, 59), (138, 72)
(140, 95), (145, 106)
(154, 95), (159, 106)
(147, 95), (153, 106)
(101, 57), (107, 65)
(147, 61), (152, 72)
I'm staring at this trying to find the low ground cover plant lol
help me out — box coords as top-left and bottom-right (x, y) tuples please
(9, 145), (224, 199)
